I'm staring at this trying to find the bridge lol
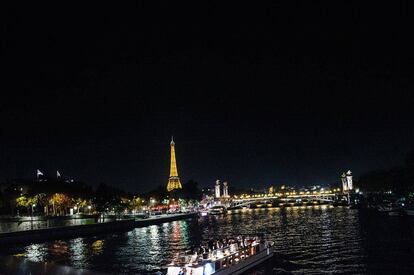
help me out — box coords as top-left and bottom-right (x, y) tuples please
(227, 192), (338, 208)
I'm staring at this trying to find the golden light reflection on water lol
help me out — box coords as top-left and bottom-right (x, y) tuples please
(91, 240), (104, 255)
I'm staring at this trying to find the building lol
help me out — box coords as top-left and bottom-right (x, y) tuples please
(341, 173), (348, 192)
(166, 137), (182, 192)
(346, 170), (353, 190)
(222, 181), (229, 197)
(215, 180), (221, 198)
(341, 170), (353, 192)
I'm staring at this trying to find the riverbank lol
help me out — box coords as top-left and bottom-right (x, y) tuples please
(0, 212), (197, 244)
(0, 213), (100, 223)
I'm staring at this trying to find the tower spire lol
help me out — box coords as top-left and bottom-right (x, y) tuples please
(167, 137), (182, 192)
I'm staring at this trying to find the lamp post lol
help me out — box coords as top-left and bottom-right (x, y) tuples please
(150, 198), (156, 214)
(30, 204), (36, 230)
(32, 204), (36, 215)
(88, 205), (92, 215)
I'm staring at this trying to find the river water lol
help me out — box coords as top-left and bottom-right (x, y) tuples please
(1, 205), (414, 274)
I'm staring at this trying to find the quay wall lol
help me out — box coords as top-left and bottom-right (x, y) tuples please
(134, 212), (197, 227)
(0, 212), (197, 245)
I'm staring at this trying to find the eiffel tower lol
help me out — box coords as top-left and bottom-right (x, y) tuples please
(166, 137), (182, 192)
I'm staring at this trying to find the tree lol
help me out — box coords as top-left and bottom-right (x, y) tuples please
(93, 183), (129, 213)
(49, 193), (72, 216)
(16, 195), (29, 214)
(34, 193), (49, 215)
(0, 190), (4, 211)
(179, 180), (202, 200)
(145, 185), (168, 201)
(74, 197), (89, 214)
(131, 196), (143, 212)
(3, 184), (22, 215)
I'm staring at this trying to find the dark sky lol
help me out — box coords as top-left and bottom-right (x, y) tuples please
(1, 3), (414, 193)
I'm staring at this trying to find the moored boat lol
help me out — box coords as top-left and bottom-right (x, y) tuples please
(199, 210), (209, 217)
(406, 209), (414, 216)
(403, 203), (414, 216)
(209, 206), (227, 215)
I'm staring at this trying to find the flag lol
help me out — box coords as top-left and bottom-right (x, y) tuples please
(37, 169), (44, 178)
(57, 170), (61, 178)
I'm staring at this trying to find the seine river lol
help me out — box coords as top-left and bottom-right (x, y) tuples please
(2, 205), (414, 274)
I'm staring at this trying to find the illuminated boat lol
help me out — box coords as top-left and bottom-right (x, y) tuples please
(199, 209), (209, 217)
(167, 235), (274, 275)
(208, 206), (227, 215)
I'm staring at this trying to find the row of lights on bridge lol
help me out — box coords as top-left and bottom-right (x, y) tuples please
(233, 188), (342, 199)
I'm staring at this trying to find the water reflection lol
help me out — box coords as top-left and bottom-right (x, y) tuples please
(25, 243), (47, 263)
(2, 206), (414, 274)
(90, 240), (104, 255)
(67, 238), (88, 269)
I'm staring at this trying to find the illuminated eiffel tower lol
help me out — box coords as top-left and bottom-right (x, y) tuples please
(166, 137), (182, 192)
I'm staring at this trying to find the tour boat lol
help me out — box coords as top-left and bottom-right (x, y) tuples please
(167, 235), (274, 275)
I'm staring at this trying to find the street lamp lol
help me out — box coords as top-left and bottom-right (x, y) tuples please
(150, 199), (156, 214)
(88, 205), (92, 214)
(30, 203), (36, 229)
(32, 204), (36, 215)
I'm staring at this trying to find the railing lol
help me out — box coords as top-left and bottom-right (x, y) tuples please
(0, 216), (115, 234)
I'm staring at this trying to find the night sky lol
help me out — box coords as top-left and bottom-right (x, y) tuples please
(2, 3), (414, 193)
